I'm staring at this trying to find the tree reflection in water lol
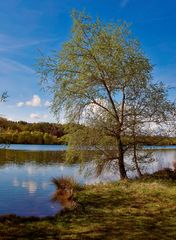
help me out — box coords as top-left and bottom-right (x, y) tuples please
(0, 149), (65, 167)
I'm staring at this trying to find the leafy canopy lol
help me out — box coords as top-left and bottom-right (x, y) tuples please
(38, 11), (175, 178)
(38, 11), (152, 124)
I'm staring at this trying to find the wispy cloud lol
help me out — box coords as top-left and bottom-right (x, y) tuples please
(30, 113), (48, 120)
(43, 114), (48, 119)
(0, 58), (34, 75)
(16, 102), (24, 107)
(30, 113), (40, 119)
(120, 0), (130, 8)
(0, 57), (37, 100)
(0, 33), (60, 52)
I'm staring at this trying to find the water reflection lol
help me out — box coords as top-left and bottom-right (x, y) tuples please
(52, 191), (77, 209)
(0, 150), (83, 217)
(26, 166), (36, 176)
(0, 147), (175, 217)
(13, 177), (20, 187)
(22, 181), (37, 194)
(41, 182), (48, 189)
(12, 177), (49, 194)
(0, 149), (65, 167)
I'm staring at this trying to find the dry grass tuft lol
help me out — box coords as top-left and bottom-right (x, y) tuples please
(51, 176), (83, 209)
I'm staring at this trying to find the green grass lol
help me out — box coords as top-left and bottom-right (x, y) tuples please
(0, 178), (176, 239)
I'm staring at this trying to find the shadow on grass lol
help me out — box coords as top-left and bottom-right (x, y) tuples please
(0, 178), (176, 239)
(52, 181), (175, 239)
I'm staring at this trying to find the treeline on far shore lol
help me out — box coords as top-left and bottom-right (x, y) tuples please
(0, 117), (176, 145)
(0, 131), (62, 144)
(0, 117), (66, 144)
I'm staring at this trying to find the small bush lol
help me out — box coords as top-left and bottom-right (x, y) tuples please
(51, 176), (82, 191)
(51, 177), (83, 209)
(143, 168), (176, 180)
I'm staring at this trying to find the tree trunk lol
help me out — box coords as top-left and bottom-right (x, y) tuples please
(133, 143), (142, 177)
(117, 139), (127, 179)
(132, 124), (142, 178)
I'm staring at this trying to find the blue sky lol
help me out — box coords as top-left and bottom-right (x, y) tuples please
(0, 0), (176, 123)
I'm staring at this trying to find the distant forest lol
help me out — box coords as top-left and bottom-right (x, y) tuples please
(0, 117), (176, 145)
(0, 117), (66, 144)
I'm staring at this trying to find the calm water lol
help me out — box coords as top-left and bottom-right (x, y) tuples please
(2, 144), (67, 151)
(0, 161), (84, 217)
(0, 144), (176, 217)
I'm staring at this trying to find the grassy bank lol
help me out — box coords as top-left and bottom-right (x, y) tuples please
(0, 177), (176, 240)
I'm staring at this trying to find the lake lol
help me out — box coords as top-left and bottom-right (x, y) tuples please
(0, 144), (176, 217)
(2, 144), (67, 151)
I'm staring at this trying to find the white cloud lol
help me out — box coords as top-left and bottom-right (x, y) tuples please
(30, 113), (49, 120)
(30, 113), (40, 119)
(44, 100), (51, 107)
(26, 95), (41, 107)
(43, 114), (48, 119)
(120, 0), (129, 8)
(17, 102), (24, 107)
(17, 95), (41, 107)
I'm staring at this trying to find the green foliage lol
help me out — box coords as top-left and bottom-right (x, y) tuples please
(37, 11), (176, 179)
(0, 130), (60, 144)
(37, 11), (152, 178)
(0, 117), (66, 144)
(38, 11), (152, 123)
